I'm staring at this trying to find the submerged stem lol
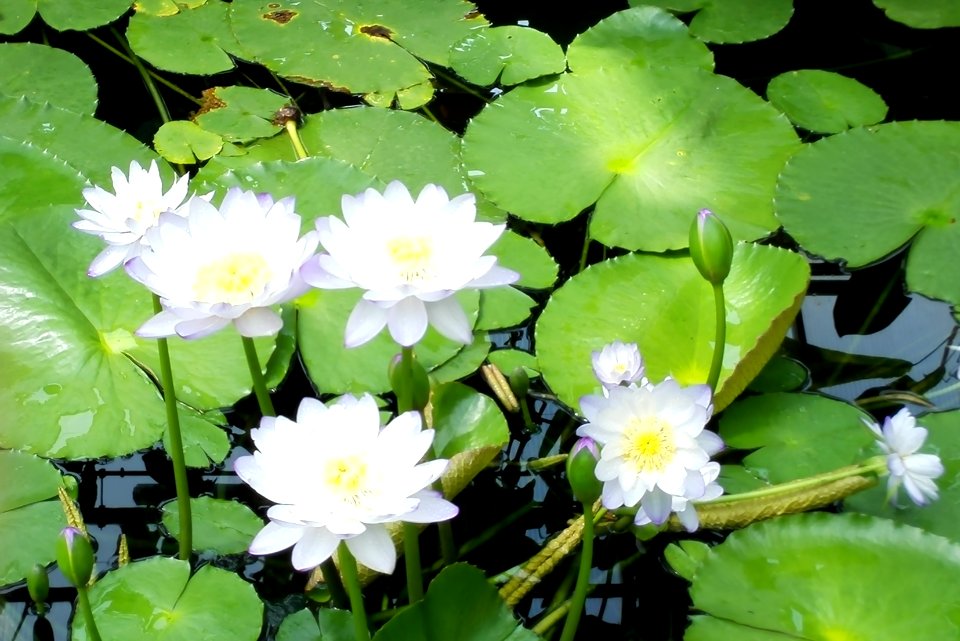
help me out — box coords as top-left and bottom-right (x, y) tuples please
(338, 544), (371, 641)
(242, 336), (276, 417)
(706, 282), (726, 391)
(77, 588), (103, 641)
(403, 522), (424, 603)
(558, 502), (596, 641)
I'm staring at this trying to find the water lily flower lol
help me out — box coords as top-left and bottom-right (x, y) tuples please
(633, 461), (723, 532)
(591, 341), (646, 391)
(235, 394), (458, 573)
(301, 181), (519, 347)
(864, 408), (944, 506)
(126, 188), (318, 339)
(577, 379), (723, 525)
(73, 160), (190, 277)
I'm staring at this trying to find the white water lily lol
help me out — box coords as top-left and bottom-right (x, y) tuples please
(865, 408), (944, 506)
(633, 461), (723, 532)
(592, 341), (646, 390)
(301, 181), (519, 347)
(235, 394), (458, 573)
(126, 188), (318, 339)
(577, 379), (723, 525)
(73, 160), (191, 277)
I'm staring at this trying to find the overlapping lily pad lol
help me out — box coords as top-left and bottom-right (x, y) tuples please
(686, 513), (960, 640)
(535, 243), (809, 412)
(873, 0), (960, 28)
(767, 70), (887, 134)
(450, 26), (566, 87)
(15, 0), (134, 32)
(776, 121), (960, 305)
(430, 382), (509, 459)
(463, 65), (799, 251)
(162, 496), (263, 554)
(629, 0), (794, 43)
(194, 87), (289, 143)
(127, 0), (238, 75)
(0, 43), (97, 115)
(155, 120), (224, 163)
(73, 557), (264, 641)
(277, 608), (352, 641)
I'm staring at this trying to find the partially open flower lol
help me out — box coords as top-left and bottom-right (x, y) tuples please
(235, 394), (458, 574)
(127, 189), (318, 339)
(301, 181), (518, 347)
(591, 341), (646, 390)
(864, 408), (944, 506)
(633, 461), (723, 532)
(73, 160), (190, 277)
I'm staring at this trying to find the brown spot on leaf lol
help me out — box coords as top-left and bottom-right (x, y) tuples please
(267, 2), (280, 7)
(464, 9), (481, 19)
(271, 104), (301, 126)
(194, 88), (226, 117)
(262, 9), (296, 24)
(360, 24), (393, 39)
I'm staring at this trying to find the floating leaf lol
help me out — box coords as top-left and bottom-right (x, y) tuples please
(566, 6), (713, 74)
(430, 382), (509, 459)
(73, 557), (263, 641)
(277, 608), (353, 641)
(746, 354), (807, 393)
(775, 121), (960, 305)
(0, 43), (97, 115)
(631, 0), (794, 43)
(162, 497), (263, 555)
(535, 243), (809, 412)
(134, 0), (208, 18)
(476, 288), (536, 331)
(0, 0), (35, 35)
(718, 393), (875, 483)
(163, 407), (229, 468)
(664, 539), (710, 582)
(487, 349), (539, 378)
(717, 464), (768, 494)
(34, 0), (134, 31)
(489, 231), (557, 289)
(687, 513), (960, 640)
(767, 70), (888, 134)
(0, 451), (65, 587)
(194, 87), (289, 142)
(872, 0), (960, 28)
(429, 335), (491, 384)
(450, 26), (566, 87)
(127, 1), (237, 75)
(463, 65), (799, 251)
(154, 120), (224, 164)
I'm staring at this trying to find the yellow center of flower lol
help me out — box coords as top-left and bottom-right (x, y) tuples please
(131, 199), (162, 226)
(386, 236), (433, 282)
(193, 253), (272, 304)
(622, 416), (675, 473)
(323, 456), (369, 502)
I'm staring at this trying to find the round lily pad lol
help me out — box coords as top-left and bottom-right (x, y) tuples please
(127, 1), (238, 75)
(872, 0), (960, 28)
(630, 0), (794, 44)
(155, 120), (224, 164)
(687, 513), (960, 640)
(767, 70), (888, 134)
(775, 121), (960, 305)
(162, 496), (263, 555)
(134, 0), (208, 17)
(0, 0), (34, 35)
(0, 43), (97, 115)
(194, 86), (289, 143)
(277, 608), (353, 641)
(535, 243), (809, 413)
(450, 26), (566, 87)
(463, 65), (799, 251)
(430, 382), (509, 459)
(72, 557), (264, 641)
(475, 287), (535, 331)
(429, 334), (491, 384)
(35, 0), (134, 31)
(487, 348), (538, 378)
(488, 231), (557, 289)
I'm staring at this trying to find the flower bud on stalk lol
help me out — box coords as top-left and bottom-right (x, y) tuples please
(56, 527), (94, 588)
(566, 437), (602, 505)
(26, 563), (49, 615)
(388, 351), (430, 413)
(689, 209), (734, 285)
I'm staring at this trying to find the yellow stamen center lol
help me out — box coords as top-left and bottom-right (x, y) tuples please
(193, 253), (272, 304)
(386, 236), (433, 282)
(131, 199), (161, 225)
(323, 456), (369, 502)
(622, 416), (675, 473)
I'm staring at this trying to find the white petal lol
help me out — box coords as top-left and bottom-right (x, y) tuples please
(468, 265), (520, 288)
(300, 255), (355, 289)
(249, 521), (306, 555)
(641, 488), (672, 525)
(176, 315), (231, 340)
(87, 244), (133, 277)
(136, 310), (182, 338)
(345, 525), (397, 574)
(344, 299), (389, 347)
(235, 307), (283, 337)
(387, 297), (429, 347)
(291, 527), (341, 571)
(903, 453), (944, 478)
(402, 491), (459, 523)
(675, 505), (700, 532)
(425, 297), (473, 345)
(296, 397), (328, 424)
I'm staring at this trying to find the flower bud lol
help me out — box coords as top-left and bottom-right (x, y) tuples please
(689, 209), (733, 285)
(26, 563), (49, 613)
(55, 527), (94, 588)
(388, 351), (430, 413)
(566, 437), (602, 505)
(508, 366), (529, 400)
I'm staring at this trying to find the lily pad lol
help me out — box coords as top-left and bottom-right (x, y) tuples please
(566, 6), (713, 74)
(775, 121), (960, 305)
(0, 0), (35, 35)
(767, 70), (888, 134)
(162, 496), (263, 554)
(476, 288), (536, 331)
(463, 65), (800, 251)
(0, 43), (97, 115)
(846, 409), (960, 543)
(872, 0), (960, 28)
(0, 451), (66, 587)
(134, 0), (208, 17)
(163, 407), (229, 468)
(746, 354), (807, 393)
(535, 243), (809, 413)
(194, 87), (289, 143)
(487, 349), (539, 378)
(630, 0), (794, 43)
(127, 0), (238, 75)
(277, 608), (353, 641)
(489, 231), (557, 289)
(450, 26), (566, 87)
(718, 393), (875, 483)
(154, 120), (224, 164)
(430, 382), (509, 459)
(429, 335), (492, 384)
(686, 513), (960, 640)
(33, 0), (134, 32)
(73, 557), (264, 641)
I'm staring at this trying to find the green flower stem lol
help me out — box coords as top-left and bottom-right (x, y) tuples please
(437, 518), (457, 566)
(403, 522), (424, 603)
(242, 336), (276, 417)
(110, 28), (171, 124)
(338, 543), (371, 641)
(77, 588), (103, 641)
(153, 295), (192, 561)
(706, 282), (726, 391)
(319, 558), (349, 610)
(85, 33), (201, 105)
(558, 502), (596, 641)
(284, 120), (309, 161)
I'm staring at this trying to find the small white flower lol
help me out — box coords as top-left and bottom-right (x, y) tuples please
(126, 188), (318, 339)
(73, 160), (190, 277)
(633, 462), (723, 532)
(577, 379), (723, 525)
(865, 408), (944, 506)
(591, 341), (646, 390)
(301, 181), (519, 348)
(235, 394), (458, 573)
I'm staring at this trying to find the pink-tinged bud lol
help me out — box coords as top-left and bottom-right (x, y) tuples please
(689, 209), (734, 286)
(566, 437), (602, 505)
(56, 527), (94, 588)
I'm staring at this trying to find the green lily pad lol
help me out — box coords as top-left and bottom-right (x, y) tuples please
(846, 409), (960, 543)
(429, 334), (492, 384)
(630, 0), (794, 43)
(277, 608), (353, 641)
(717, 464), (768, 494)
(686, 513), (960, 640)
(73, 557), (264, 641)
(489, 231), (557, 289)
(0, 451), (66, 587)
(535, 243), (809, 413)
(0, 43), (97, 115)
(872, 0), (960, 28)
(463, 65), (799, 251)
(162, 496), (263, 555)
(664, 539), (711, 582)
(430, 382), (509, 459)
(767, 70), (888, 134)
(719, 393), (875, 483)
(373, 563), (538, 641)
(227, 0), (486, 103)
(566, 6), (713, 74)
(155, 120), (224, 164)
(476, 288), (536, 331)
(487, 349), (539, 378)
(127, 1), (237, 75)
(163, 407), (229, 468)
(33, 0), (134, 31)
(775, 121), (960, 305)
(134, 0), (208, 17)
(0, 0), (35, 35)
(746, 354), (807, 393)
(194, 87), (289, 143)
(450, 26), (566, 87)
